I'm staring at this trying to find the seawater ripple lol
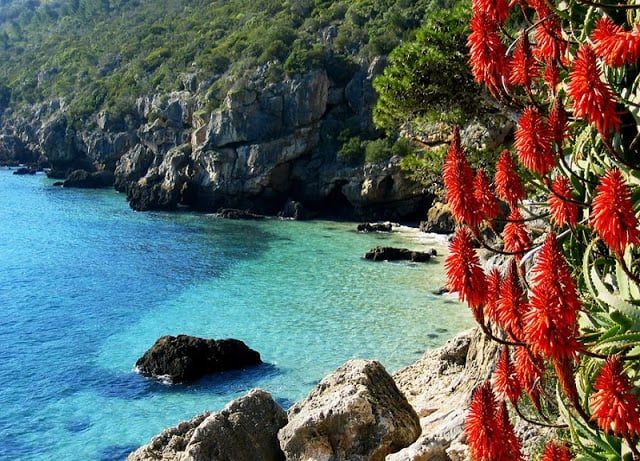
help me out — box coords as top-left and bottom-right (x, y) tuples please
(0, 170), (472, 460)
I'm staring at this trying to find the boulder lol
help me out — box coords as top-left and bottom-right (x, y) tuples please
(62, 169), (114, 188)
(420, 203), (455, 234)
(357, 222), (392, 233)
(216, 208), (266, 220)
(128, 389), (287, 461)
(364, 247), (434, 263)
(135, 335), (262, 384)
(278, 360), (421, 461)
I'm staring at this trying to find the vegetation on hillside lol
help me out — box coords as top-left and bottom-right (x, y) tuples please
(0, 0), (454, 122)
(372, 2), (484, 133)
(368, 1), (501, 182)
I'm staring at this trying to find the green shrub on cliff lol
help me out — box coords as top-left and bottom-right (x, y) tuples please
(0, 0), (454, 122)
(372, 2), (484, 134)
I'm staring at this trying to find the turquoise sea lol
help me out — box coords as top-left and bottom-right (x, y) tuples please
(0, 169), (472, 460)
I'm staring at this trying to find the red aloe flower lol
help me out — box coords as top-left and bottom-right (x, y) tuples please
(549, 177), (579, 228)
(566, 44), (621, 139)
(495, 150), (525, 206)
(540, 441), (573, 461)
(514, 106), (555, 176)
(514, 347), (543, 410)
(496, 262), (525, 336)
(484, 267), (502, 323)
(496, 401), (523, 461)
(591, 168), (640, 255)
(548, 98), (568, 148)
(472, 0), (510, 24)
(522, 233), (580, 361)
(590, 357), (640, 438)
(466, 382), (502, 461)
(468, 12), (510, 96)
(443, 128), (482, 229)
(510, 31), (538, 88)
(503, 209), (531, 256)
(533, 17), (567, 63)
(591, 17), (640, 68)
(445, 228), (487, 316)
(493, 346), (522, 404)
(474, 169), (501, 222)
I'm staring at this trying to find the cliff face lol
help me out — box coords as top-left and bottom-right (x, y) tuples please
(0, 60), (432, 221)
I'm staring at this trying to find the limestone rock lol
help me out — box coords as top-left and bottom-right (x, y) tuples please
(388, 328), (553, 461)
(0, 133), (37, 165)
(278, 359), (421, 461)
(62, 169), (114, 188)
(114, 144), (156, 192)
(126, 144), (192, 211)
(420, 203), (454, 234)
(128, 389), (287, 461)
(135, 335), (262, 384)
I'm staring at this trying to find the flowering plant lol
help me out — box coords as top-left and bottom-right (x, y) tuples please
(442, 0), (640, 458)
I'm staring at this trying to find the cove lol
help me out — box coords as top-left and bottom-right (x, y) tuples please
(0, 169), (472, 460)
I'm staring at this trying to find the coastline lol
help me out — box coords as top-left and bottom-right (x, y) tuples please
(128, 223), (487, 461)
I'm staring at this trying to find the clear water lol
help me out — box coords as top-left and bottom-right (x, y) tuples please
(0, 169), (472, 460)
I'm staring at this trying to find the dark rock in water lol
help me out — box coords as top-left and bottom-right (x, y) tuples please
(217, 208), (266, 220)
(128, 389), (287, 461)
(279, 200), (307, 220)
(135, 335), (262, 383)
(432, 286), (449, 295)
(52, 181), (64, 187)
(420, 202), (455, 234)
(62, 169), (115, 188)
(357, 222), (392, 233)
(364, 246), (433, 263)
(13, 167), (37, 175)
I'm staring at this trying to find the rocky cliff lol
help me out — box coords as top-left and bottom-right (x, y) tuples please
(0, 59), (433, 221)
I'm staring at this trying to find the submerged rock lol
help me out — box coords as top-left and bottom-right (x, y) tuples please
(364, 247), (434, 263)
(135, 335), (262, 383)
(128, 389), (287, 461)
(357, 222), (392, 233)
(278, 359), (420, 461)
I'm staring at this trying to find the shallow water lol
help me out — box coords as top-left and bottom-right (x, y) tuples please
(0, 169), (472, 460)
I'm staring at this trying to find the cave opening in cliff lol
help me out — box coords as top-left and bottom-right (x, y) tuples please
(319, 180), (353, 218)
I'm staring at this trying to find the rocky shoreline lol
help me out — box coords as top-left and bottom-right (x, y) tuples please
(129, 327), (550, 461)
(0, 64), (436, 222)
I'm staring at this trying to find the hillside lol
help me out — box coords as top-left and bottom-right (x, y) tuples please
(0, 0), (487, 221)
(0, 0), (449, 120)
